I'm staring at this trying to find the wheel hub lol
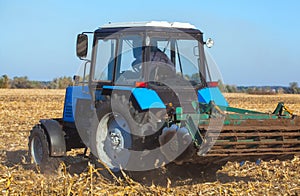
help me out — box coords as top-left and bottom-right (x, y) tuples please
(110, 129), (122, 149)
(95, 112), (131, 170)
(31, 136), (43, 164)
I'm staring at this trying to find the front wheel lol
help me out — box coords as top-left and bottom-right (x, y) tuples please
(28, 125), (60, 173)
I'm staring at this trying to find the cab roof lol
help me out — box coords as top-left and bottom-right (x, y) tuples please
(95, 21), (202, 36)
(100, 21), (197, 29)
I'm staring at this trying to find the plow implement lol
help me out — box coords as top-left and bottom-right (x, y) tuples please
(206, 119), (300, 157)
(172, 101), (300, 163)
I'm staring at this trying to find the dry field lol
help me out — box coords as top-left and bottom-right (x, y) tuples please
(0, 89), (299, 195)
(225, 93), (300, 115)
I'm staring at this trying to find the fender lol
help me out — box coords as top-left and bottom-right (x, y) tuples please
(40, 119), (66, 156)
(198, 87), (229, 107)
(131, 88), (166, 110)
(103, 86), (166, 110)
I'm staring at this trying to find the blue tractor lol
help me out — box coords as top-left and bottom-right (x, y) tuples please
(28, 21), (300, 172)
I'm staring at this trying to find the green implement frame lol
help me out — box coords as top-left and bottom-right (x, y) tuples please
(175, 101), (300, 157)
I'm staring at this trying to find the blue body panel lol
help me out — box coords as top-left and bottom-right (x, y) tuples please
(132, 88), (166, 110)
(198, 87), (229, 107)
(63, 85), (165, 122)
(63, 85), (227, 123)
(103, 86), (166, 110)
(103, 85), (134, 91)
(63, 86), (92, 122)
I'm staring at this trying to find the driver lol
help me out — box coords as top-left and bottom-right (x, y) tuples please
(132, 39), (175, 80)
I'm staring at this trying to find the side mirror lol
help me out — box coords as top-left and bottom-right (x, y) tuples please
(76, 34), (88, 58)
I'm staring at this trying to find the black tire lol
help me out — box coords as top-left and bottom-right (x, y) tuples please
(28, 125), (61, 174)
(90, 96), (133, 172)
(90, 94), (166, 172)
(111, 94), (163, 150)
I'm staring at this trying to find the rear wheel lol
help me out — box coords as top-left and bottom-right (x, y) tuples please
(96, 111), (132, 171)
(90, 97), (133, 171)
(28, 125), (60, 173)
(91, 95), (165, 171)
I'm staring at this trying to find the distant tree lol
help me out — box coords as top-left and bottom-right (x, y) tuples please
(289, 82), (299, 94)
(239, 87), (248, 93)
(11, 76), (31, 88)
(247, 87), (256, 94)
(49, 76), (73, 89)
(277, 87), (285, 94)
(10, 76), (44, 88)
(29, 81), (44, 88)
(265, 86), (271, 92)
(257, 87), (263, 93)
(225, 84), (238, 93)
(0, 75), (10, 88)
(218, 80), (226, 92)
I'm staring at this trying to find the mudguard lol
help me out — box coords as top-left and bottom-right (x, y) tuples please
(198, 87), (229, 107)
(103, 86), (166, 110)
(40, 119), (66, 156)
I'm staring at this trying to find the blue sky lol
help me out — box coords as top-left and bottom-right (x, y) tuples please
(0, 0), (299, 86)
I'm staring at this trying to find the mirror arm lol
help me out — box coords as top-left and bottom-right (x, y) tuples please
(79, 57), (91, 62)
(81, 32), (93, 34)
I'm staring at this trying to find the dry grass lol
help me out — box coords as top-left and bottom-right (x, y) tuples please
(224, 93), (300, 115)
(0, 89), (299, 195)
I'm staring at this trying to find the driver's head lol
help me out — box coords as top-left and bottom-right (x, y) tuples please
(149, 39), (159, 52)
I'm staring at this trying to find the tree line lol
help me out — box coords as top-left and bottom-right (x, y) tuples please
(218, 80), (300, 94)
(0, 75), (73, 89)
(0, 74), (299, 94)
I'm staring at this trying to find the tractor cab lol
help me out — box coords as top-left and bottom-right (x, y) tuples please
(76, 21), (227, 109)
(77, 22), (206, 84)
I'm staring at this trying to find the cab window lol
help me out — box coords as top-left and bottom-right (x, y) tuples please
(93, 39), (116, 81)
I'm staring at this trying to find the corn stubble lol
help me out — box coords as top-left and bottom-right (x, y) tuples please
(0, 89), (299, 195)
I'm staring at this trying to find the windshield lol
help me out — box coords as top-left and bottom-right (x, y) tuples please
(92, 33), (208, 87)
